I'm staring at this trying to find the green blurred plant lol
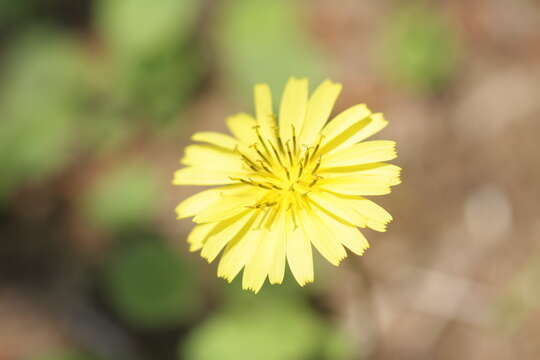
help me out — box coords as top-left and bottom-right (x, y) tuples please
(81, 162), (160, 230)
(94, 0), (204, 120)
(377, 2), (459, 91)
(95, 0), (199, 58)
(0, 0), (36, 29)
(104, 238), (200, 329)
(0, 30), (88, 201)
(182, 296), (355, 360)
(216, 0), (325, 101)
(0, 28), (135, 203)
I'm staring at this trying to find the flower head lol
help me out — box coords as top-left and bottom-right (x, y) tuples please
(174, 78), (400, 293)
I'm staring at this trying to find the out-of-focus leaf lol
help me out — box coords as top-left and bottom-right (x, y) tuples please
(183, 298), (339, 360)
(104, 238), (200, 329)
(114, 45), (203, 120)
(81, 163), (160, 230)
(377, 3), (459, 91)
(0, 29), (87, 201)
(216, 0), (325, 101)
(95, 0), (200, 57)
(0, 0), (36, 29)
(322, 329), (357, 360)
(95, 0), (204, 121)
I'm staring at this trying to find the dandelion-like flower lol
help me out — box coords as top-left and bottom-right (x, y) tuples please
(174, 78), (400, 293)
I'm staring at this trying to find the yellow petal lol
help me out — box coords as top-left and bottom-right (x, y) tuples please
(279, 77), (308, 142)
(200, 210), (255, 263)
(243, 229), (272, 293)
(286, 226), (314, 286)
(175, 184), (248, 219)
(337, 112), (388, 152)
(268, 209), (287, 285)
(172, 167), (239, 185)
(193, 188), (261, 223)
(320, 162), (401, 185)
(351, 197), (393, 232)
(299, 207), (347, 266)
(353, 163), (401, 183)
(308, 191), (367, 227)
(317, 210), (369, 255)
(187, 223), (215, 252)
(192, 132), (238, 151)
(254, 83), (276, 142)
(226, 113), (257, 145)
(322, 110), (388, 154)
(181, 145), (243, 170)
(321, 104), (371, 152)
(321, 140), (397, 169)
(217, 228), (260, 282)
(299, 79), (342, 146)
(318, 175), (394, 196)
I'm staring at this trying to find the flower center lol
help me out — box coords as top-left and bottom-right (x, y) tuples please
(233, 126), (324, 198)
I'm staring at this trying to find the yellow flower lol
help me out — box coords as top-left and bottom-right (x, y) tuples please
(173, 78), (400, 293)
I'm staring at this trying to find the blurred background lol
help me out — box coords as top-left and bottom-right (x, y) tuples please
(1, 0), (540, 359)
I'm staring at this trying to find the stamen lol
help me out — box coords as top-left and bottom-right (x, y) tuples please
(274, 127), (285, 154)
(311, 134), (325, 158)
(257, 160), (272, 174)
(291, 125), (297, 154)
(286, 140), (294, 166)
(240, 156), (259, 171)
(304, 146), (313, 165)
(312, 156), (322, 173)
(297, 161), (304, 178)
(254, 125), (272, 157)
(308, 175), (322, 187)
(239, 178), (255, 186)
(269, 142), (284, 167)
(253, 144), (272, 166)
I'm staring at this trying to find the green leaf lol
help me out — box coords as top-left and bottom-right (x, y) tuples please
(0, 29), (88, 200)
(113, 45), (204, 120)
(104, 238), (200, 329)
(81, 163), (160, 230)
(95, 0), (200, 57)
(216, 0), (325, 101)
(377, 3), (460, 91)
(183, 298), (335, 360)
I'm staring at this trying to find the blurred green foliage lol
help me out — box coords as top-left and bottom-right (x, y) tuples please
(110, 43), (203, 120)
(81, 162), (160, 230)
(216, 0), (325, 101)
(0, 0), (36, 29)
(95, 0), (204, 120)
(183, 296), (355, 360)
(0, 30), (88, 201)
(378, 3), (459, 91)
(95, 0), (199, 57)
(104, 238), (200, 329)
